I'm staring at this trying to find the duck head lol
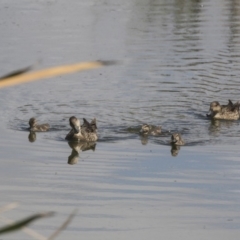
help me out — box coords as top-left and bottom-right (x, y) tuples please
(69, 116), (81, 134)
(207, 101), (221, 117)
(140, 124), (150, 134)
(29, 117), (37, 128)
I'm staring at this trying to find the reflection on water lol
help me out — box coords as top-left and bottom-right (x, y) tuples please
(140, 135), (148, 145)
(208, 119), (240, 136)
(67, 141), (96, 165)
(139, 129), (184, 156)
(171, 144), (181, 157)
(28, 132), (36, 142)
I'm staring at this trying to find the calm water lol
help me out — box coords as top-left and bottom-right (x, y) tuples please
(1, 0), (240, 239)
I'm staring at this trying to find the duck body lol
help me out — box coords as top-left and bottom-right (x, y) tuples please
(65, 116), (98, 142)
(28, 118), (50, 132)
(207, 100), (240, 120)
(171, 133), (184, 146)
(81, 118), (97, 132)
(139, 124), (161, 136)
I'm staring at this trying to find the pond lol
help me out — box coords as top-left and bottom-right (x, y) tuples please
(0, 0), (240, 239)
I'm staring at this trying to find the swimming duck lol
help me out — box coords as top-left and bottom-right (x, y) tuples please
(171, 133), (184, 146)
(206, 100), (240, 120)
(65, 116), (98, 142)
(28, 118), (50, 132)
(139, 124), (161, 136)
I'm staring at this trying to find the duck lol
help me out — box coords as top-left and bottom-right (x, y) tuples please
(28, 118), (50, 132)
(65, 116), (98, 142)
(171, 133), (184, 146)
(139, 124), (161, 136)
(206, 100), (240, 120)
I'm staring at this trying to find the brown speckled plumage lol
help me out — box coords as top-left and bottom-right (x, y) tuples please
(139, 124), (161, 136)
(171, 133), (184, 146)
(28, 118), (50, 132)
(65, 116), (98, 142)
(207, 100), (240, 120)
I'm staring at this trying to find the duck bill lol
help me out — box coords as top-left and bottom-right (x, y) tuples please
(206, 110), (212, 118)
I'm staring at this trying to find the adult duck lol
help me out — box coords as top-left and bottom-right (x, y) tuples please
(65, 116), (98, 142)
(206, 100), (240, 120)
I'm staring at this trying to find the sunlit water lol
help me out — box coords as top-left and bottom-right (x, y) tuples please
(1, 0), (240, 239)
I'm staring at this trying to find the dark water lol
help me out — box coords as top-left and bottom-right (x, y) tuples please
(1, 0), (240, 239)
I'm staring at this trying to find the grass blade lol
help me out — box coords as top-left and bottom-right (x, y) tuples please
(0, 66), (32, 80)
(47, 210), (77, 240)
(0, 212), (54, 235)
(0, 216), (48, 240)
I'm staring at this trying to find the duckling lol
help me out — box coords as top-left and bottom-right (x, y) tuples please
(65, 116), (98, 142)
(171, 133), (184, 146)
(28, 118), (50, 132)
(207, 100), (240, 120)
(139, 124), (161, 136)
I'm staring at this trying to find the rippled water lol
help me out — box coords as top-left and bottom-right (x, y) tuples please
(1, 0), (240, 239)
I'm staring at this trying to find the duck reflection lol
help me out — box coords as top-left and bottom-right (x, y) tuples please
(28, 132), (36, 142)
(170, 144), (181, 157)
(67, 141), (96, 165)
(208, 119), (235, 136)
(140, 136), (148, 145)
